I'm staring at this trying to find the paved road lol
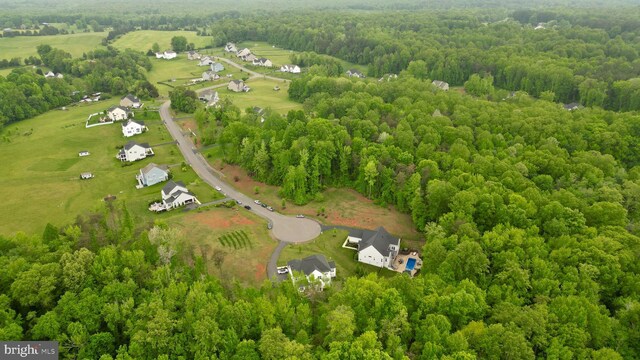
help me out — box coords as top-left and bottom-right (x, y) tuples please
(214, 56), (291, 83)
(267, 241), (288, 280)
(159, 102), (321, 243)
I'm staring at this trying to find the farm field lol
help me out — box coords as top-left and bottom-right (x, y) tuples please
(112, 30), (212, 53)
(174, 207), (277, 286)
(278, 229), (396, 280)
(222, 78), (302, 114)
(0, 32), (108, 59)
(0, 100), (220, 235)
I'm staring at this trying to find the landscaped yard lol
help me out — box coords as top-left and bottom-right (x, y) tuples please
(0, 32), (107, 59)
(112, 30), (212, 53)
(172, 207), (277, 286)
(0, 100), (220, 235)
(278, 229), (396, 280)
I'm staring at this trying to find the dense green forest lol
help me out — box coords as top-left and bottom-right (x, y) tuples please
(211, 9), (640, 110)
(1, 202), (639, 359)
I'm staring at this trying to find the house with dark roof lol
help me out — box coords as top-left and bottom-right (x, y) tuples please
(136, 163), (169, 188)
(287, 254), (336, 291)
(160, 180), (200, 209)
(252, 58), (273, 67)
(117, 141), (154, 162)
(121, 119), (147, 137)
(563, 102), (581, 111)
(345, 227), (400, 269)
(346, 69), (365, 78)
(120, 94), (142, 109)
(225, 43), (238, 53)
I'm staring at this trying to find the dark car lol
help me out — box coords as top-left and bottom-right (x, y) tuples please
(261, 203), (268, 208)
(244, 205), (251, 210)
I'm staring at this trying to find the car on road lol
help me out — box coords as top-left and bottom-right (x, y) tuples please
(254, 200), (261, 205)
(244, 205), (251, 210)
(296, 214), (305, 218)
(261, 203), (268, 208)
(277, 267), (289, 274)
(236, 199), (242, 205)
(215, 186), (222, 191)
(267, 206), (274, 211)
(267, 222), (273, 229)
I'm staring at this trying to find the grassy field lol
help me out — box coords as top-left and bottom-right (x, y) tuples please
(144, 57), (244, 96)
(0, 100), (220, 235)
(172, 207), (277, 286)
(0, 32), (107, 59)
(112, 30), (212, 53)
(222, 78), (302, 114)
(278, 229), (396, 279)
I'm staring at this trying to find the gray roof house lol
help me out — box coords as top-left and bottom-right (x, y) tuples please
(160, 180), (200, 210)
(117, 141), (153, 162)
(346, 227), (400, 269)
(287, 254), (336, 291)
(210, 62), (225, 72)
(136, 163), (169, 188)
(228, 80), (248, 92)
(346, 69), (365, 78)
(120, 94), (142, 109)
(432, 80), (450, 91)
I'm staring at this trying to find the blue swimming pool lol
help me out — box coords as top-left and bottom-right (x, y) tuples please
(405, 258), (416, 271)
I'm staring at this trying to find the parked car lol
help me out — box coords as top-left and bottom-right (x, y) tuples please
(296, 214), (305, 218)
(236, 199), (242, 205)
(267, 222), (273, 229)
(215, 186), (222, 191)
(254, 200), (261, 205)
(267, 206), (274, 212)
(261, 203), (268, 208)
(244, 205), (251, 210)
(277, 267), (289, 274)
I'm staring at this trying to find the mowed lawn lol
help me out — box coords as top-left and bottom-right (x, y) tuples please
(221, 78), (302, 114)
(0, 32), (107, 59)
(112, 30), (212, 53)
(173, 207), (278, 286)
(0, 101), (219, 235)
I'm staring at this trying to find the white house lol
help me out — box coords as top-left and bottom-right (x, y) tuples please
(252, 58), (273, 67)
(136, 163), (169, 187)
(432, 80), (449, 91)
(156, 51), (177, 60)
(287, 254), (336, 291)
(78, 151), (90, 157)
(198, 56), (214, 66)
(107, 106), (132, 121)
(241, 53), (257, 62)
(280, 64), (301, 73)
(121, 119), (147, 137)
(202, 71), (220, 81)
(345, 227), (400, 269)
(228, 80), (249, 92)
(346, 69), (365, 78)
(199, 90), (219, 106)
(161, 180), (200, 209)
(225, 43), (237, 53)
(117, 141), (154, 162)
(44, 71), (55, 78)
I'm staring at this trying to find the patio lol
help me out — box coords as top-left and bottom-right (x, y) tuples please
(393, 251), (422, 277)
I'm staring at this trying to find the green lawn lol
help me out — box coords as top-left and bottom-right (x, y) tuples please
(278, 229), (396, 280)
(0, 100), (219, 235)
(112, 30), (212, 53)
(0, 32), (107, 59)
(222, 78), (302, 114)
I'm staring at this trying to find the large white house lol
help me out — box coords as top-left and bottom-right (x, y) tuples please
(252, 58), (273, 67)
(121, 119), (147, 137)
(107, 105), (132, 121)
(280, 64), (301, 73)
(344, 227), (400, 269)
(198, 56), (215, 66)
(198, 90), (219, 107)
(161, 180), (200, 209)
(287, 254), (336, 291)
(346, 69), (365, 78)
(225, 42), (237, 53)
(202, 71), (220, 81)
(156, 51), (177, 60)
(117, 141), (154, 162)
(236, 48), (251, 58)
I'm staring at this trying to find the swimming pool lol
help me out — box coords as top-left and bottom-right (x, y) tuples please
(405, 258), (416, 271)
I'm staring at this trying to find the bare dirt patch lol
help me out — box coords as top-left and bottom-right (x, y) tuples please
(186, 209), (257, 229)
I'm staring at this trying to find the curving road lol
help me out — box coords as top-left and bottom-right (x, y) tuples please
(213, 56), (292, 83)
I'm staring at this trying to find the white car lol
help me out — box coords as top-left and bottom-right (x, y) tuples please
(254, 200), (261, 205)
(277, 268), (289, 274)
(296, 214), (305, 218)
(215, 186), (222, 191)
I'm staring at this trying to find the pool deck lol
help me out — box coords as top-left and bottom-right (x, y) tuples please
(392, 252), (423, 277)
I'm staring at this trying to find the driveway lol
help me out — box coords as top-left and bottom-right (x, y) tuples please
(159, 101), (321, 244)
